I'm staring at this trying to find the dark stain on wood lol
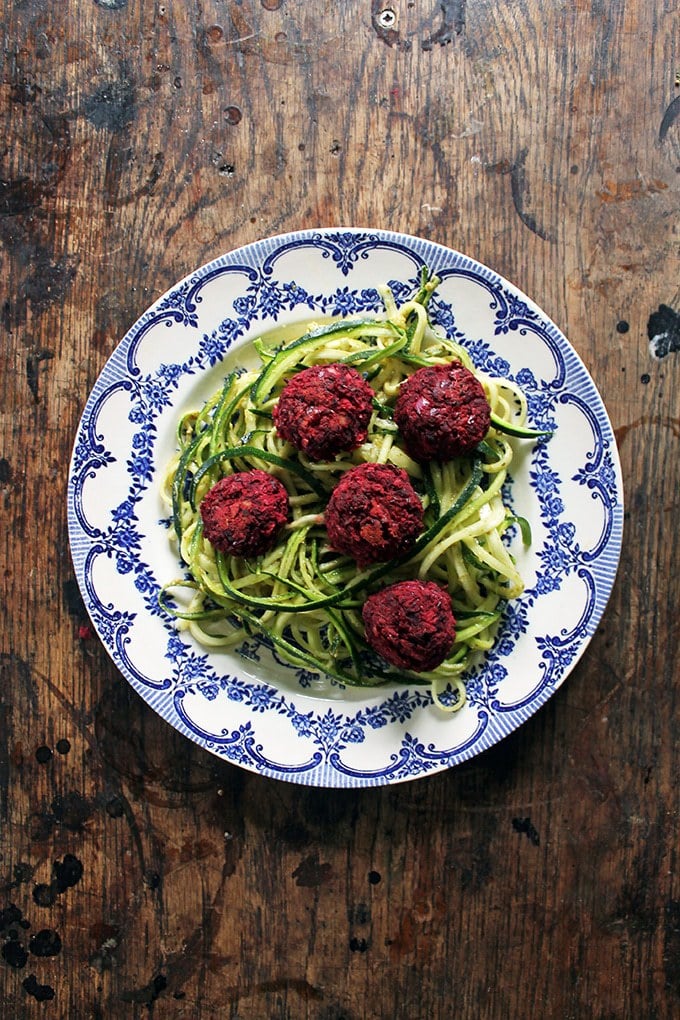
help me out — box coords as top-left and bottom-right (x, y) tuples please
(0, 112), (71, 217)
(422, 0), (467, 49)
(50, 792), (94, 833)
(647, 303), (680, 358)
(0, 904), (31, 971)
(349, 901), (371, 925)
(62, 578), (88, 619)
(510, 149), (554, 242)
(120, 972), (167, 1007)
(0, 654), (38, 726)
(53, 854), (84, 895)
(371, 0), (466, 51)
(25, 348), (54, 403)
(24, 253), (79, 314)
(663, 900), (680, 997)
(659, 94), (680, 142)
(0, 177), (45, 217)
(32, 884), (56, 908)
(22, 974), (56, 1002)
(292, 852), (333, 888)
(1, 863), (34, 894)
(28, 929), (62, 957)
(82, 69), (136, 133)
(2, 939), (28, 968)
(511, 816), (540, 847)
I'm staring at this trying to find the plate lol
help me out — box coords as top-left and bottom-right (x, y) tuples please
(67, 228), (624, 787)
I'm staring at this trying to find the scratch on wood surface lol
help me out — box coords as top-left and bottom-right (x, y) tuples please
(225, 32), (259, 45)
(444, 794), (563, 814)
(450, 116), (484, 139)
(218, 979), (324, 1005)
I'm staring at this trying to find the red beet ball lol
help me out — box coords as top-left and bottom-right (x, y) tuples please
(362, 580), (456, 673)
(393, 361), (490, 462)
(199, 470), (289, 557)
(325, 462), (423, 569)
(273, 362), (375, 462)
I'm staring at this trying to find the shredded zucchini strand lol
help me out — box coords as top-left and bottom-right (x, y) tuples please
(160, 271), (544, 709)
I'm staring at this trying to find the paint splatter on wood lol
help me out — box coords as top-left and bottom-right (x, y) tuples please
(647, 304), (680, 359)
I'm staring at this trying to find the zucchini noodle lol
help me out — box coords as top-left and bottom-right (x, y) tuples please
(160, 269), (545, 711)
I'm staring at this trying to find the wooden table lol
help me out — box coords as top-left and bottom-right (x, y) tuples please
(2, 1), (678, 1016)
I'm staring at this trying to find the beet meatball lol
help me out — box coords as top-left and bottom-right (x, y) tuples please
(273, 362), (374, 462)
(362, 580), (456, 673)
(393, 361), (490, 462)
(199, 469), (289, 558)
(325, 462), (423, 569)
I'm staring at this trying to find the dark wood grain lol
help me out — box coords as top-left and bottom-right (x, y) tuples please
(1, 0), (679, 1016)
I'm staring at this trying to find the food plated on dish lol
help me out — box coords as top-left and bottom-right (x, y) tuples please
(160, 270), (548, 712)
(68, 229), (623, 786)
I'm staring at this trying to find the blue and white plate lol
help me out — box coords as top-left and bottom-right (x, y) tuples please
(68, 228), (623, 787)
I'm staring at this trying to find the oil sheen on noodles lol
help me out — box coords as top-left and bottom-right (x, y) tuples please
(160, 271), (546, 712)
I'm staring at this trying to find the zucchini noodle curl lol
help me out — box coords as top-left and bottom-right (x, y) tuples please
(160, 270), (545, 712)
